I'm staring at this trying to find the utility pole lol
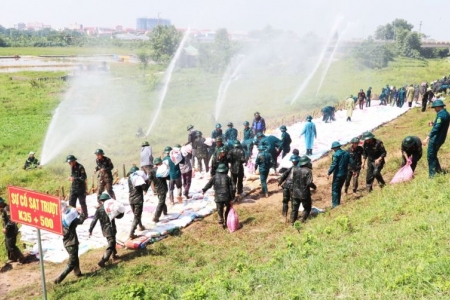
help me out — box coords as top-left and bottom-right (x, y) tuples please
(419, 21), (422, 40)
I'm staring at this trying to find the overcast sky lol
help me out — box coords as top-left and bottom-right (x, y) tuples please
(1, 0), (448, 40)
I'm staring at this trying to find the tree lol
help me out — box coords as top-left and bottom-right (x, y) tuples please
(138, 51), (151, 70)
(354, 38), (394, 69)
(374, 19), (414, 40)
(198, 28), (234, 73)
(149, 25), (182, 64)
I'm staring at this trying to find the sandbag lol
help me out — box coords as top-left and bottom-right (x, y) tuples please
(170, 149), (183, 165)
(227, 204), (240, 233)
(204, 138), (213, 147)
(181, 144), (192, 156)
(131, 170), (147, 187)
(390, 157), (414, 184)
(156, 161), (170, 178)
(103, 199), (126, 221)
(125, 236), (151, 249)
(62, 207), (78, 228)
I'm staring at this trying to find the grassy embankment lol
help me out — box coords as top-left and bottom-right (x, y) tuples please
(1, 56), (450, 298)
(0, 47), (137, 56)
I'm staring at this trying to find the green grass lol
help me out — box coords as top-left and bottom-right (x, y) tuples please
(0, 47), (139, 56)
(2, 54), (450, 298)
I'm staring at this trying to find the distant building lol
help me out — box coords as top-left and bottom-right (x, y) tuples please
(136, 18), (171, 31)
(14, 22), (26, 30)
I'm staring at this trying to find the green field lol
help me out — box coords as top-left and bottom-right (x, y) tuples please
(2, 53), (450, 298)
(0, 47), (138, 56)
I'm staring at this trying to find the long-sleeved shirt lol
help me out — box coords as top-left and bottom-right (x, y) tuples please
(70, 162), (87, 192)
(429, 108), (450, 145)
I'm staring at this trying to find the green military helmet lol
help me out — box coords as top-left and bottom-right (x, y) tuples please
(187, 124), (194, 131)
(254, 111), (260, 115)
(279, 125), (287, 131)
(216, 137), (223, 142)
(174, 144), (182, 148)
(350, 137), (360, 144)
(216, 163), (228, 173)
(66, 155), (77, 162)
(306, 115), (312, 121)
(256, 132), (264, 138)
(331, 141), (341, 149)
(258, 145), (266, 151)
(431, 99), (446, 108)
(153, 157), (163, 165)
(129, 166), (139, 174)
(142, 141), (150, 147)
(219, 147), (227, 153)
(99, 193), (111, 201)
(94, 149), (104, 155)
(243, 121), (249, 126)
(233, 140), (241, 147)
(227, 122), (233, 127)
(349, 95), (353, 98)
(216, 123), (222, 129)
(369, 87), (372, 89)
(361, 131), (375, 140)
(402, 136), (416, 148)
(298, 155), (311, 166)
(164, 146), (172, 153)
(289, 154), (300, 162)
(196, 131), (203, 136)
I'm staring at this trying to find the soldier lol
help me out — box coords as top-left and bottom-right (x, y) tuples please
(186, 125), (198, 167)
(227, 140), (246, 198)
(88, 193), (119, 268)
(357, 89), (366, 110)
(23, 151), (40, 170)
(163, 146), (183, 204)
(210, 124), (223, 158)
(127, 166), (147, 239)
(321, 106), (335, 123)
(140, 141), (153, 176)
(258, 133), (282, 173)
(401, 136), (422, 172)
(300, 115), (317, 155)
(344, 138), (364, 195)
(366, 87), (372, 107)
(242, 121), (254, 162)
(211, 147), (228, 176)
(66, 155), (88, 217)
(255, 145), (274, 198)
(194, 131), (209, 173)
(252, 111), (266, 135)
(361, 131), (387, 191)
(148, 157), (169, 223)
(278, 155), (298, 219)
(178, 144), (193, 199)
(94, 149), (116, 201)
(327, 142), (350, 208)
(0, 198), (25, 263)
(224, 122), (238, 150)
(54, 206), (86, 284)
(422, 99), (450, 177)
(291, 155), (316, 224)
(421, 88), (434, 112)
(202, 163), (234, 228)
(279, 125), (292, 158)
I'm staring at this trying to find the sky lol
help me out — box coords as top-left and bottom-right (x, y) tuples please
(1, 0), (449, 40)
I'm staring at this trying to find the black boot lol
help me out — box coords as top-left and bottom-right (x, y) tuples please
(282, 204), (288, 217)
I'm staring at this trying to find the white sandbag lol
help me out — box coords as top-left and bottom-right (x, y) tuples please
(103, 199), (126, 221)
(131, 171), (147, 187)
(170, 149), (183, 165)
(62, 207), (79, 228)
(181, 144), (192, 156)
(204, 138), (213, 147)
(156, 161), (170, 178)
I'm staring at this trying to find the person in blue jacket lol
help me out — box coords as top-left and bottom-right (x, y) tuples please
(422, 99), (450, 177)
(224, 122), (238, 150)
(242, 121), (254, 162)
(327, 141), (350, 208)
(300, 115), (317, 156)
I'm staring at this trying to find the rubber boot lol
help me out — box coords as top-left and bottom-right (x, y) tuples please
(98, 258), (106, 268)
(282, 204), (288, 217)
(366, 184), (373, 192)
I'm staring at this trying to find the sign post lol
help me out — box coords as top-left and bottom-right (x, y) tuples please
(8, 186), (63, 300)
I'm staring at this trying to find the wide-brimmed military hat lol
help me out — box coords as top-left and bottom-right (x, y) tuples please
(142, 141), (150, 147)
(350, 137), (360, 144)
(216, 163), (228, 173)
(99, 193), (111, 201)
(258, 145), (266, 151)
(243, 121), (249, 126)
(164, 146), (172, 153)
(187, 125), (194, 131)
(289, 155), (300, 162)
(298, 155), (311, 166)
(227, 122), (233, 127)
(216, 123), (222, 128)
(361, 131), (375, 140)
(94, 149), (104, 155)
(279, 125), (287, 131)
(153, 157), (163, 165)
(129, 166), (139, 174)
(306, 115), (312, 121)
(431, 99), (445, 108)
(402, 136), (415, 148)
(331, 141), (341, 149)
(216, 137), (223, 142)
(66, 155), (77, 162)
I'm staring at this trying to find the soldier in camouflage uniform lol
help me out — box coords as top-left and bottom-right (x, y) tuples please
(327, 142), (350, 208)
(278, 155), (299, 219)
(279, 125), (292, 159)
(0, 198), (25, 263)
(202, 163), (235, 227)
(89, 193), (119, 268)
(344, 138), (364, 195)
(255, 145), (274, 198)
(94, 149), (116, 201)
(242, 121), (254, 162)
(211, 147), (229, 176)
(361, 132), (387, 191)
(127, 166), (148, 239)
(227, 140), (246, 198)
(148, 157), (169, 223)
(186, 125), (198, 167)
(194, 131), (210, 173)
(291, 156), (316, 224)
(66, 155), (88, 217)
(54, 207), (86, 284)
(163, 146), (183, 204)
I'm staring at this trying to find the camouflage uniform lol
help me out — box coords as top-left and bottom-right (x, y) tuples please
(1, 206), (24, 263)
(362, 139), (387, 191)
(291, 165), (316, 224)
(227, 146), (246, 196)
(128, 177), (148, 236)
(96, 156), (116, 200)
(194, 137), (210, 173)
(202, 172), (234, 225)
(69, 162), (88, 216)
(89, 205), (117, 266)
(148, 167), (169, 222)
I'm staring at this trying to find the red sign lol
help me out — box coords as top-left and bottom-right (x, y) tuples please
(8, 186), (63, 235)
